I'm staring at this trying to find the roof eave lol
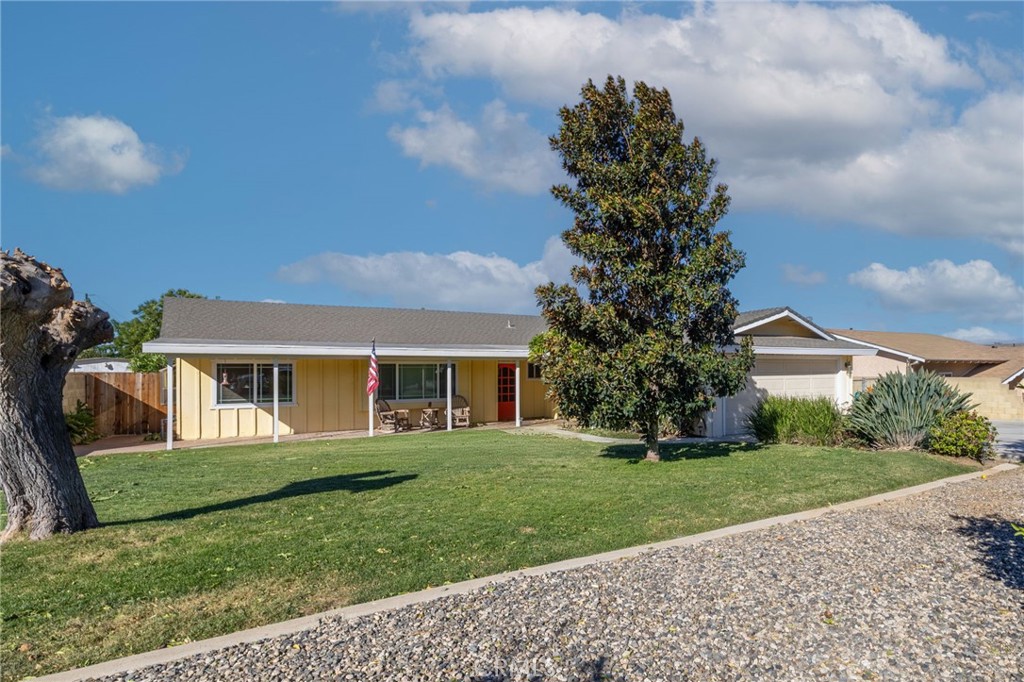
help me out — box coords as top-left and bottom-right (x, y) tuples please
(142, 340), (531, 359)
(1002, 367), (1024, 385)
(723, 344), (877, 356)
(733, 308), (834, 341)
(828, 333), (926, 363)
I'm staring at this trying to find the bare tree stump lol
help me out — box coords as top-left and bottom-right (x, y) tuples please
(1, 249), (113, 540)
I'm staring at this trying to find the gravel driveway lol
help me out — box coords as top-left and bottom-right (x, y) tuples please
(92, 468), (1023, 682)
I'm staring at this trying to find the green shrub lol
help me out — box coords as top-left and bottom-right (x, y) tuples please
(846, 370), (974, 450)
(745, 395), (844, 446)
(927, 411), (996, 462)
(64, 400), (100, 445)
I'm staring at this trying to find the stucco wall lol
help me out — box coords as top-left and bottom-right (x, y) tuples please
(849, 354), (908, 387)
(944, 377), (1024, 421)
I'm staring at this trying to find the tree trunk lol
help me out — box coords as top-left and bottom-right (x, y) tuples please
(1, 249), (113, 541)
(644, 414), (660, 462)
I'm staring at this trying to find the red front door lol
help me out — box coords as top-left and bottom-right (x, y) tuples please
(497, 363), (516, 422)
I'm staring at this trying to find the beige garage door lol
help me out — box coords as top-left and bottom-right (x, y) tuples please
(721, 358), (838, 435)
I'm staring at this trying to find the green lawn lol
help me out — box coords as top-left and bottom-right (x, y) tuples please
(1, 430), (973, 680)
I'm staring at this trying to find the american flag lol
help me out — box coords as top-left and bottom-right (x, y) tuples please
(366, 340), (379, 395)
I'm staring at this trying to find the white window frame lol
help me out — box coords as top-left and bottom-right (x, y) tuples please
(527, 362), (543, 380)
(211, 360), (297, 409)
(376, 362), (455, 402)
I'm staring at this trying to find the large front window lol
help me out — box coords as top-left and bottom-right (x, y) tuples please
(216, 362), (294, 406)
(377, 363), (455, 401)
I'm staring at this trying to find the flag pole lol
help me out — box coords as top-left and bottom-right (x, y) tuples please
(368, 338), (377, 438)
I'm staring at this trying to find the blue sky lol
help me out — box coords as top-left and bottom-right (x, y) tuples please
(3, 1), (1022, 343)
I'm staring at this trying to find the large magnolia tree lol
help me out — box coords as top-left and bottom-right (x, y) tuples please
(1, 249), (113, 540)
(534, 76), (755, 461)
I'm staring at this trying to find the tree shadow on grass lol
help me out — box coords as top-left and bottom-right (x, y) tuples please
(600, 441), (762, 463)
(950, 515), (1023, 591)
(108, 470), (418, 525)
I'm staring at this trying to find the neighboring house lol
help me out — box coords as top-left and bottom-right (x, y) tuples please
(704, 308), (875, 437)
(828, 330), (1024, 421)
(143, 300), (873, 443)
(70, 357), (132, 373)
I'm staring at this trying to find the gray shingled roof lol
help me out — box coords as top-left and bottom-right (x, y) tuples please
(733, 307), (787, 329)
(746, 336), (868, 351)
(159, 299), (548, 348)
(155, 299), (865, 352)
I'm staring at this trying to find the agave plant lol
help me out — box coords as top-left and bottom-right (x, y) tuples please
(847, 370), (975, 450)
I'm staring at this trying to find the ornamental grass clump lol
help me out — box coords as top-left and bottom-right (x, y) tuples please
(846, 370), (974, 450)
(927, 411), (996, 462)
(745, 395), (843, 446)
(64, 400), (100, 445)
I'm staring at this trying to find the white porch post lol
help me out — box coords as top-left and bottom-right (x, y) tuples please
(515, 362), (522, 428)
(165, 356), (174, 451)
(835, 356), (850, 406)
(446, 361), (453, 431)
(273, 360), (280, 444)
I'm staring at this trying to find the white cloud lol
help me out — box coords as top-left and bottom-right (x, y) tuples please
(30, 113), (184, 193)
(389, 4), (1023, 253)
(967, 11), (1009, 23)
(388, 99), (558, 194)
(848, 259), (1024, 321)
(408, 5), (977, 129)
(371, 80), (422, 113)
(736, 90), (1024, 254)
(944, 327), (1014, 344)
(781, 264), (827, 286)
(277, 236), (577, 312)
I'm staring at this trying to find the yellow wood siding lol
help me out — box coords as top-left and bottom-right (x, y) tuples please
(173, 356), (553, 440)
(744, 317), (820, 338)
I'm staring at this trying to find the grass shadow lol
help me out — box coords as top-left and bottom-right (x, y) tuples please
(950, 514), (1023, 590)
(600, 441), (762, 462)
(108, 470), (418, 525)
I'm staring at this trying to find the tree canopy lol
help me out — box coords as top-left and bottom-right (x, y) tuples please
(115, 289), (204, 372)
(534, 76), (755, 461)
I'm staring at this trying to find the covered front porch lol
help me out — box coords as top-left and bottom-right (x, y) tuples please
(157, 351), (553, 450)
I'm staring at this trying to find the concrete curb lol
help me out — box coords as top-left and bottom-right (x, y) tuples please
(33, 462), (1018, 682)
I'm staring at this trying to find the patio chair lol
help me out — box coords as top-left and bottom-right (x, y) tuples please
(375, 398), (410, 432)
(446, 394), (471, 428)
(419, 404), (440, 430)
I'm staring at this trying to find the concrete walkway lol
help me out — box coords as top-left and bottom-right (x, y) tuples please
(515, 421), (754, 445)
(74, 420), (563, 458)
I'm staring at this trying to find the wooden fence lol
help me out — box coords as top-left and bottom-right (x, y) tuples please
(63, 372), (166, 436)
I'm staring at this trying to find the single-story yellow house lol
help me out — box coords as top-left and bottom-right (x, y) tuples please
(143, 300), (874, 446)
(143, 299), (554, 447)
